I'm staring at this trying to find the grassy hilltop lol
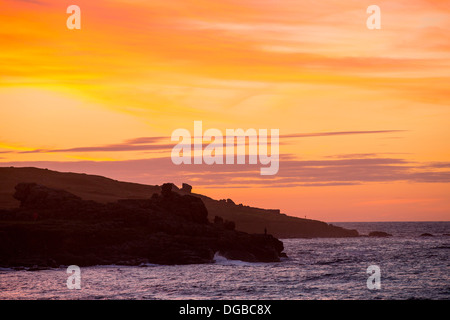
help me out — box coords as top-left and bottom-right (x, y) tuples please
(0, 167), (358, 238)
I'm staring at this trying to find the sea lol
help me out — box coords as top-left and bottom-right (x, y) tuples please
(0, 222), (449, 300)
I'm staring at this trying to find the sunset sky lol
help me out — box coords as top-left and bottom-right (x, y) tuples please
(1, 0), (449, 221)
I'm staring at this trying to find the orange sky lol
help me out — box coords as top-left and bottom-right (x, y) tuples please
(1, 0), (449, 221)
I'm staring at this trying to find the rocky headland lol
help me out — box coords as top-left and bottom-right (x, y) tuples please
(0, 167), (360, 239)
(0, 183), (286, 268)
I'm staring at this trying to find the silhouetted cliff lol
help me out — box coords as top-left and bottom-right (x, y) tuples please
(0, 183), (285, 268)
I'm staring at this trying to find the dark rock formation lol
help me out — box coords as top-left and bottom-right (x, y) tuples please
(161, 183), (175, 197)
(0, 183), (286, 268)
(368, 231), (392, 237)
(420, 233), (434, 237)
(153, 184), (208, 224)
(224, 220), (236, 231)
(214, 216), (224, 224)
(14, 183), (82, 210)
(181, 183), (192, 193)
(226, 198), (235, 205)
(213, 215), (235, 231)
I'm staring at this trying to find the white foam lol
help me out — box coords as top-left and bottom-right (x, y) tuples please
(213, 252), (262, 266)
(0, 267), (14, 271)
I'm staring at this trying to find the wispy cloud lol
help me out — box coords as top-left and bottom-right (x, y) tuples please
(325, 153), (410, 159)
(13, 129), (405, 154)
(281, 130), (406, 139)
(3, 156), (449, 188)
(7, 0), (48, 5)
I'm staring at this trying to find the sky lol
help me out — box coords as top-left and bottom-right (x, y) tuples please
(1, 0), (449, 221)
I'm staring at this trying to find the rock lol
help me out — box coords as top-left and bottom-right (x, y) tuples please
(161, 183), (174, 197)
(46, 258), (58, 268)
(213, 216), (235, 231)
(214, 216), (224, 224)
(368, 231), (392, 237)
(420, 233), (434, 237)
(14, 183), (82, 210)
(224, 220), (236, 231)
(226, 198), (235, 205)
(181, 183), (192, 193)
(152, 188), (209, 224)
(0, 183), (287, 268)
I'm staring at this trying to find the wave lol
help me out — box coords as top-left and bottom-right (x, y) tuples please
(0, 267), (15, 272)
(213, 252), (265, 266)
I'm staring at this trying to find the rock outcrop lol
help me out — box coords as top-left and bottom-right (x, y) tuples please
(0, 183), (286, 268)
(368, 231), (392, 237)
(14, 183), (83, 210)
(181, 183), (192, 193)
(420, 233), (434, 237)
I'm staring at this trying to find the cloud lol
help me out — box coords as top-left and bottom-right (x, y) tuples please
(18, 137), (171, 154)
(325, 153), (410, 159)
(8, 0), (48, 5)
(17, 129), (405, 154)
(420, 162), (450, 169)
(124, 137), (166, 145)
(280, 130), (406, 139)
(3, 156), (450, 188)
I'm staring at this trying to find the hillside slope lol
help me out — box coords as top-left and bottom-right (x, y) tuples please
(0, 167), (358, 238)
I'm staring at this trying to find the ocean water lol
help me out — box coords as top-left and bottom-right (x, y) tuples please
(0, 222), (449, 300)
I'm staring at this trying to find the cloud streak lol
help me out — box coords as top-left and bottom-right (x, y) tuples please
(13, 129), (405, 154)
(280, 130), (406, 139)
(3, 155), (449, 188)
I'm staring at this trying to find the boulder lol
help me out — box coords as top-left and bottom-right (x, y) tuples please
(181, 183), (192, 193)
(368, 231), (392, 237)
(161, 183), (174, 197)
